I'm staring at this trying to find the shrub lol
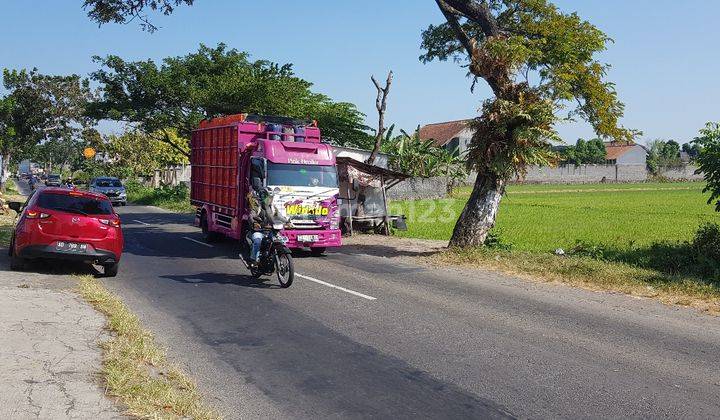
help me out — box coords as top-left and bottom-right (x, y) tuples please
(692, 222), (720, 278)
(568, 240), (606, 259)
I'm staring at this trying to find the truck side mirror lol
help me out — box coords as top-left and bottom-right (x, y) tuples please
(251, 176), (263, 191)
(8, 201), (22, 213)
(352, 178), (360, 192)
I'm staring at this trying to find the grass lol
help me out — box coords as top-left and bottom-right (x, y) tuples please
(390, 181), (719, 251)
(1, 180), (25, 247)
(0, 211), (14, 247)
(126, 182), (194, 213)
(435, 247), (720, 313)
(390, 181), (720, 312)
(77, 276), (218, 419)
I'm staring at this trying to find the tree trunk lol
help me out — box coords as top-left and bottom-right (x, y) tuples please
(0, 153), (11, 192)
(448, 169), (505, 247)
(367, 71), (393, 165)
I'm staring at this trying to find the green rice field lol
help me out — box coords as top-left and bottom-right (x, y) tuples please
(390, 182), (720, 252)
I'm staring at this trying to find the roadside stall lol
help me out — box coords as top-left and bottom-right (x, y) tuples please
(336, 156), (409, 235)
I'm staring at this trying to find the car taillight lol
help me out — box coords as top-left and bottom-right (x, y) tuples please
(99, 218), (121, 227)
(26, 210), (50, 219)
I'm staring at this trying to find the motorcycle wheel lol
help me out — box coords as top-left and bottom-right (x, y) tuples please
(274, 252), (294, 288)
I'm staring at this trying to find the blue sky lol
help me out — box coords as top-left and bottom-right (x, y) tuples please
(1, 0), (718, 145)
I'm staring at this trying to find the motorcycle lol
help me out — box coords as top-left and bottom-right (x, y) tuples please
(240, 222), (294, 288)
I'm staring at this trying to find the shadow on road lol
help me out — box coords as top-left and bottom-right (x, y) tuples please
(331, 243), (441, 259)
(160, 272), (283, 289)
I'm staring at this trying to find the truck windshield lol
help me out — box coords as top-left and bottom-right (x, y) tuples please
(267, 163), (338, 188)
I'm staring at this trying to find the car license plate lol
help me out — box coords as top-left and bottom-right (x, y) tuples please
(297, 235), (318, 243)
(56, 241), (88, 253)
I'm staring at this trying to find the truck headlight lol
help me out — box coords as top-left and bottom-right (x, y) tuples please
(330, 217), (340, 230)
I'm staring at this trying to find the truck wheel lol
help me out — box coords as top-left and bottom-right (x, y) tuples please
(311, 247), (326, 256)
(200, 212), (221, 242)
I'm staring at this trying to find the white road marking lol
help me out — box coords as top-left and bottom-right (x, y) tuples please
(132, 219), (151, 226)
(296, 273), (377, 301)
(182, 236), (214, 248)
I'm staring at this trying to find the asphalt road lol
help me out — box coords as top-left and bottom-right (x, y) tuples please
(88, 204), (720, 419)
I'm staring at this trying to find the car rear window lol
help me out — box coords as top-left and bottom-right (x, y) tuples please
(38, 192), (113, 215)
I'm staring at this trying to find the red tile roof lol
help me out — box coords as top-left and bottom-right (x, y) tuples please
(604, 141), (642, 160)
(418, 119), (473, 147)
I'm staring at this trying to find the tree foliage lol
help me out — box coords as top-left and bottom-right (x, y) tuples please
(103, 130), (189, 178)
(420, 0), (633, 246)
(646, 139), (682, 174)
(0, 68), (93, 186)
(560, 138), (606, 165)
(693, 122), (720, 211)
(421, 0), (633, 178)
(681, 142), (702, 160)
(385, 127), (468, 191)
(88, 43), (368, 155)
(83, 0), (194, 32)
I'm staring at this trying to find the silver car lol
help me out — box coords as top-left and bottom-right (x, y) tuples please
(89, 177), (127, 206)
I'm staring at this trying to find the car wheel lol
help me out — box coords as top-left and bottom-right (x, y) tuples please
(103, 262), (119, 277)
(9, 244), (26, 271)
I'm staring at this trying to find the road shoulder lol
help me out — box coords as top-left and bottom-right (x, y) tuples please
(0, 255), (125, 419)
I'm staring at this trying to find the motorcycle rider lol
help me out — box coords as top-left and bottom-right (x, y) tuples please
(247, 186), (286, 267)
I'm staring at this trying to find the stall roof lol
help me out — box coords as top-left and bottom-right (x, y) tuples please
(336, 157), (410, 181)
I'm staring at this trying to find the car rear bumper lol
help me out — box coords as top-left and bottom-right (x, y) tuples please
(18, 244), (119, 264)
(282, 229), (342, 249)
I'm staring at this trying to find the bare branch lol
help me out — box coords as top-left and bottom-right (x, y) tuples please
(367, 71), (393, 165)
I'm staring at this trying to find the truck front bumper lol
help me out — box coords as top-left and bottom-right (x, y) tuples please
(282, 229), (342, 249)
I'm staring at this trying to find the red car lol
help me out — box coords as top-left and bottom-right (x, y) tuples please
(8, 188), (124, 277)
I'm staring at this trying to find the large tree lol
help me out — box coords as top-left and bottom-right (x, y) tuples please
(0, 69), (92, 188)
(88, 43), (368, 156)
(421, 0), (634, 247)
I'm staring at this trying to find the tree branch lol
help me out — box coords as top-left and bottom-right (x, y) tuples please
(150, 129), (190, 158)
(367, 71), (393, 165)
(436, 0), (474, 57)
(443, 0), (500, 37)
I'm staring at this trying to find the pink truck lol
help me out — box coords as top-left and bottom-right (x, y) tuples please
(190, 114), (342, 254)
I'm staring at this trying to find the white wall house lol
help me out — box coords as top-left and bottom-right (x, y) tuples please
(604, 142), (647, 165)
